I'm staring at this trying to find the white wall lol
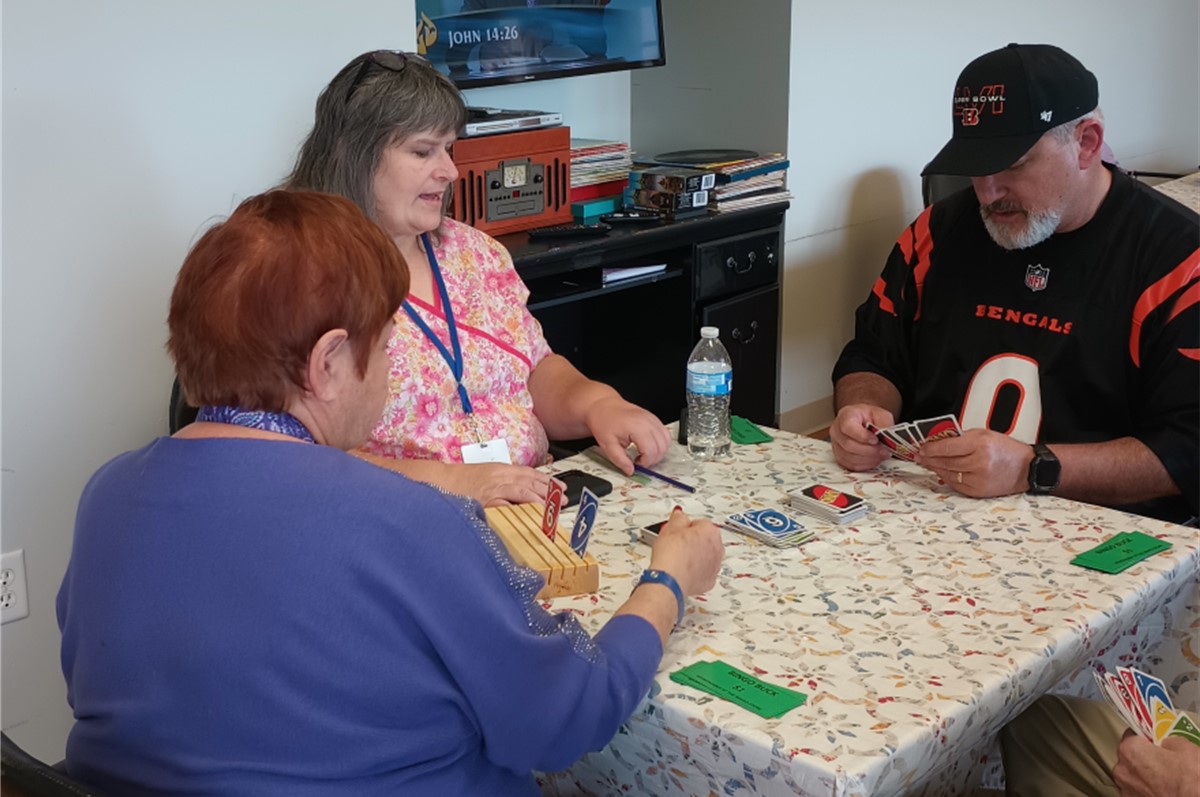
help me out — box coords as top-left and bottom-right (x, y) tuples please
(0, 0), (631, 762)
(2, 0), (1196, 765)
(779, 0), (1200, 432)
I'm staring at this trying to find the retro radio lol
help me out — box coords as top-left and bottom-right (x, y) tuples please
(449, 126), (572, 235)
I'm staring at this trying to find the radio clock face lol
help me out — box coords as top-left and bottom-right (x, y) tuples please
(503, 163), (528, 188)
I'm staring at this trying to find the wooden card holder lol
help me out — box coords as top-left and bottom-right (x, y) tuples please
(485, 503), (600, 599)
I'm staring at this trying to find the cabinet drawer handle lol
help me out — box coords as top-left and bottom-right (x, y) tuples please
(725, 254), (754, 275)
(732, 320), (758, 345)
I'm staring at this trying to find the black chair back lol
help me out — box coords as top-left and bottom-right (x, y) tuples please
(1, 732), (108, 797)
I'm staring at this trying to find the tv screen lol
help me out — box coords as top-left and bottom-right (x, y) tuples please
(415, 0), (666, 90)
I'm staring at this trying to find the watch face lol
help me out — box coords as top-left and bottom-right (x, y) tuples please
(502, 163), (527, 188)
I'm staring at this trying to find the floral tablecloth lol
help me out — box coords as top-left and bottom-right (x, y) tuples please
(537, 430), (1199, 797)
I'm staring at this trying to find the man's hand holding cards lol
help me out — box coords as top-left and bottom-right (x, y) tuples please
(868, 414), (962, 462)
(1093, 666), (1200, 746)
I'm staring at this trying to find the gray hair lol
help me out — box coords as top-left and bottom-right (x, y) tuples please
(284, 52), (467, 222)
(1048, 107), (1105, 145)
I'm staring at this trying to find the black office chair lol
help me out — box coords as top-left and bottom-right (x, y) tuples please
(168, 375), (198, 434)
(0, 732), (107, 797)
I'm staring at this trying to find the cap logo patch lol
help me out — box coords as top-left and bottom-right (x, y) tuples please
(1025, 264), (1049, 292)
(954, 84), (1006, 127)
(1040, 110), (1053, 123)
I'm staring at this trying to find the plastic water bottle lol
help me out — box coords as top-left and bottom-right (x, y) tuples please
(686, 326), (732, 459)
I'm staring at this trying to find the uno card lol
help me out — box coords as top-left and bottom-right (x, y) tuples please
(1106, 673), (1147, 735)
(1167, 712), (1200, 746)
(1117, 667), (1155, 734)
(794, 484), (865, 514)
(569, 487), (599, 555)
(1150, 697), (1179, 742)
(730, 508), (806, 537)
(540, 478), (564, 540)
(1133, 670), (1174, 723)
(914, 414), (962, 443)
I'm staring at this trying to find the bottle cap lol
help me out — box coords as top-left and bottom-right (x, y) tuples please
(700, 326), (719, 339)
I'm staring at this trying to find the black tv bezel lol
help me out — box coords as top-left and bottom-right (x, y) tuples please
(429, 0), (667, 91)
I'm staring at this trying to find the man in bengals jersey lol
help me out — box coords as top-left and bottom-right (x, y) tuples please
(830, 43), (1198, 524)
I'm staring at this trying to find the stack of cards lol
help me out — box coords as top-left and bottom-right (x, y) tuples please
(868, 414), (962, 462)
(787, 484), (868, 524)
(724, 508), (815, 548)
(1093, 666), (1200, 746)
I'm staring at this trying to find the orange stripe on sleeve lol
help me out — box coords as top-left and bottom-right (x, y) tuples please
(1129, 248), (1200, 367)
(872, 276), (895, 316)
(911, 209), (934, 321)
(1178, 347), (1200, 361)
(1168, 281), (1200, 323)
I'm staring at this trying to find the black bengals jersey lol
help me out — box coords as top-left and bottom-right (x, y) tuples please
(833, 167), (1199, 519)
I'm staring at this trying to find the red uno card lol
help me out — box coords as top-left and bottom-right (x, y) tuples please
(799, 484), (863, 513)
(541, 478), (564, 540)
(915, 414), (962, 443)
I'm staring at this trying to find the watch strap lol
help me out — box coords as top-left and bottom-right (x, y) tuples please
(636, 569), (686, 627)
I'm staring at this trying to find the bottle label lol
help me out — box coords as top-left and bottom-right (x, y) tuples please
(687, 368), (732, 396)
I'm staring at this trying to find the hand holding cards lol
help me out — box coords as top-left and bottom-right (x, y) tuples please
(1094, 666), (1200, 746)
(868, 414), (962, 462)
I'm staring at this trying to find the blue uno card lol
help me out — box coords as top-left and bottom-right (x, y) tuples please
(569, 487), (600, 555)
(734, 508), (805, 538)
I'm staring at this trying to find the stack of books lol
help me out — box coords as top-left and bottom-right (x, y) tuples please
(569, 138), (633, 221)
(707, 153), (791, 213)
(623, 165), (715, 220)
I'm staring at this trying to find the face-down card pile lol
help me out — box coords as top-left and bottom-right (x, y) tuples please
(786, 484), (868, 524)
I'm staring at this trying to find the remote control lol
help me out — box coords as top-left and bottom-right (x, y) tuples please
(527, 222), (612, 239)
(598, 211), (662, 225)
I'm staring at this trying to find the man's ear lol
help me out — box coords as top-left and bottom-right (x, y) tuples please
(1076, 118), (1105, 169)
(304, 329), (351, 402)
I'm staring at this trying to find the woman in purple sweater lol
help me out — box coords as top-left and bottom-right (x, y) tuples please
(57, 190), (723, 796)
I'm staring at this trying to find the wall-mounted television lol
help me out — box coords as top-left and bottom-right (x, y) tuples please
(415, 0), (666, 91)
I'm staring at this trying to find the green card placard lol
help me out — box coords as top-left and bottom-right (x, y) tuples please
(1071, 531), (1172, 574)
(731, 416), (774, 445)
(670, 660), (806, 719)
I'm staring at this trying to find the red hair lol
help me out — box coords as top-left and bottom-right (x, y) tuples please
(168, 191), (408, 410)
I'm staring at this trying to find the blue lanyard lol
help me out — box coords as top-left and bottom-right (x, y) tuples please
(402, 234), (473, 415)
(196, 405), (316, 443)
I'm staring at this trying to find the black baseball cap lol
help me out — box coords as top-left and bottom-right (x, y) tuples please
(922, 43), (1099, 177)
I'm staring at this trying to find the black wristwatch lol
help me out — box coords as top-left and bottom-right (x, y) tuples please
(1027, 443), (1061, 494)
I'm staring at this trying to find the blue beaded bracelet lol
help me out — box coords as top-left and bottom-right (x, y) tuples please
(636, 569), (686, 627)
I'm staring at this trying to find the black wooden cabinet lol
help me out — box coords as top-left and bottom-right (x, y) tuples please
(498, 204), (785, 431)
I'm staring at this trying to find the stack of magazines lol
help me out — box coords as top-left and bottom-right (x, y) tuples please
(707, 153), (791, 213)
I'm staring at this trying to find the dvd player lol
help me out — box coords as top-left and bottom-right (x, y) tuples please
(462, 107), (563, 138)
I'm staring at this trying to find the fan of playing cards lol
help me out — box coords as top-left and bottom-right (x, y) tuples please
(868, 414), (962, 461)
(1093, 666), (1200, 746)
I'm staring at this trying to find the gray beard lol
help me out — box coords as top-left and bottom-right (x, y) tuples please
(981, 206), (1061, 250)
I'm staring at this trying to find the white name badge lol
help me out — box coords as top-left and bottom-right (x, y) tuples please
(461, 438), (513, 465)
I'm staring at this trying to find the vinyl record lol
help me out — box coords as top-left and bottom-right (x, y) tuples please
(653, 148), (759, 165)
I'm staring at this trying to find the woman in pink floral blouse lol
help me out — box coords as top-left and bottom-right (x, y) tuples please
(285, 51), (670, 506)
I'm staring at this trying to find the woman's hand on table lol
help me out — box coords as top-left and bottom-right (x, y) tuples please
(583, 396), (672, 475)
(352, 449), (551, 507)
(830, 403), (894, 472)
(616, 507), (725, 646)
(649, 507), (724, 596)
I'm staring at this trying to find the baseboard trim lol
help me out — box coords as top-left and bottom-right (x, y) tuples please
(778, 396), (834, 436)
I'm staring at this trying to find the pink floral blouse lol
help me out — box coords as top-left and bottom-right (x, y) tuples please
(363, 219), (553, 466)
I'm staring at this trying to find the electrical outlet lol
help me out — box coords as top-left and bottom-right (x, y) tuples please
(1, 549), (30, 624)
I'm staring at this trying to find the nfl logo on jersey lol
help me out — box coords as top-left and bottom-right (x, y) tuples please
(1025, 264), (1049, 292)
